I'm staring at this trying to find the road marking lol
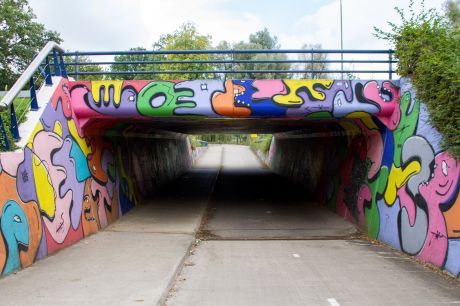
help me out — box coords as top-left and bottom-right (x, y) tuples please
(292, 253), (300, 258)
(327, 298), (341, 306)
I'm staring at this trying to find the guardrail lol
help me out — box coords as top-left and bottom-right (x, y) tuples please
(62, 49), (396, 80)
(0, 41), (67, 151)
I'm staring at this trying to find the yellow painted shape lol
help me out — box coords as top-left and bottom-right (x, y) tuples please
(32, 154), (55, 218)
(68, 120), (91, 156)
(53, 121), (63, 137)
(274, 80), (333, 105)
(385, 162), (421, 205)
(250, 134), (258, 138)
(91, 80), (123, 105)
(26, 121), (44, 149)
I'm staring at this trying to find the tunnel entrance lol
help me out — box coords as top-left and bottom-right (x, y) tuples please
(129, 143), (358, 241)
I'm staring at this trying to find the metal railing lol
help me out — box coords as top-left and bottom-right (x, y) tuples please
(62, 49), (396, 80)
(0, 41), (67, 151)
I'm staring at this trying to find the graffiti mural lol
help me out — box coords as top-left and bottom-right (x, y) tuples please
(0, 79), (139, 275)
(70, 79), (399, 123)
(266, 77), (459, 278)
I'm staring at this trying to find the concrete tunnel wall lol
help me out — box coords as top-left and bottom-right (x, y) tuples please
(264, 78), (460, 278)
(0, 78), (201, 276)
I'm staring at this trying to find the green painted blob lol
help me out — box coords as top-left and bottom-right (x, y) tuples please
(306, 111), (333, 119)
(365, 166), (389, 239)
(137, 82), (194, 117)
(392, 91), (420, 167)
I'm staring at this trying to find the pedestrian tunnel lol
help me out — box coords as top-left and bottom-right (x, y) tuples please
(0, 77), (459, 278)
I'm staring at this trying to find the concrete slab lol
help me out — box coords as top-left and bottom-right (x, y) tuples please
(166, 240), (460, 306)
(0, 231), (193, 306)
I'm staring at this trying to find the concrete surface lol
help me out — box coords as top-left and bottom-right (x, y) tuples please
(202, 145), (357, 239)
(166, 240), (460, 306)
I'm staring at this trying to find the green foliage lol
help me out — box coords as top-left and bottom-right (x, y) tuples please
(0, 97), (30, 151)
(154, 22), (213, 80)
(298, 44), (328, 79)
(111, 47), (155, 80)
(65, 55), (104, 81)
(216, 28), (290, 79)
(375, 0), (460, 158)
(198, 134), (249, 145)
(0, 0), (62, 88)
(249, 134), (273, 154)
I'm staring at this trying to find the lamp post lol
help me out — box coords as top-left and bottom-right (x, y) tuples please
(340, 0), (344, 79)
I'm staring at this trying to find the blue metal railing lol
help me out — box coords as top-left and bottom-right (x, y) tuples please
(61, 49), (396, 80)
(0, 42), (67, 151)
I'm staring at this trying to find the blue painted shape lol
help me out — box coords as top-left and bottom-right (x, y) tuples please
(232, 80), (286, 117)
(445, 239), (460, 277)
(1, 200), (29, 275)
(381, 128), (394, 168)
(70, 140), (90, 182)
(377, 198), (401, 250)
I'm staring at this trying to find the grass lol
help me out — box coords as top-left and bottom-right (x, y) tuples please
(0, 97), (31, 151)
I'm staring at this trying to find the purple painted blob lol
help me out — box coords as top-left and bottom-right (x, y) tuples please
(287, 80), (353, 117)
(36, 225), (48, 260)
(377, 198), (401, 250)
(16, 147), (38, 204)
(52, 137), (84, 230)
(444, 239), (460, 277)
(86, 86), (139, 117)
(40, 101), (71, 139)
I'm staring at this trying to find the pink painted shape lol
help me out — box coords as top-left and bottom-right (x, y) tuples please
(418, 152), (459, 267)
(0, 152), (24, 177)
(90, 179), (111, 228)
(252, 80), (287, 100)
(357, 184), (371, 227)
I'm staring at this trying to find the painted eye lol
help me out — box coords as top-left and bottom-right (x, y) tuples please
(13, 215), (21, 223)
(442, 160), (448, 176)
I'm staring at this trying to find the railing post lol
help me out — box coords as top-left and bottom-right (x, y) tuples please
(75, 52), (79, 80)
(0, 115), (10, 151)
(389, 50), (393, 80)
(53, 49), (61, 77)
(59, 53), (68, 78)
(30, 77), (38, 110)
(9, 104), (20, 141)
(45, 56), (53, 85)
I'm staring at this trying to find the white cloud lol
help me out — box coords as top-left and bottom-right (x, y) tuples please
(28, 0), (445, 58)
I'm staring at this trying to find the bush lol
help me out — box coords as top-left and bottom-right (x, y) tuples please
(375, 0), (460, 158)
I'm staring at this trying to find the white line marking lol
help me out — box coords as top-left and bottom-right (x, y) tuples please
(292, 253), (300, 258)
(327, 298), (341, 306)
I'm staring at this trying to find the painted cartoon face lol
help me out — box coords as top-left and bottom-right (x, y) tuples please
(420, 152), (459, 203)
(212, 80), (251, 117)
(81, 179), (100, 236)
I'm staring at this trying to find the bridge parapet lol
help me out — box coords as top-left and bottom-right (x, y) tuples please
(71, 79), (399, 128)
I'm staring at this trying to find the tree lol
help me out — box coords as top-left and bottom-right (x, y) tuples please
(375, 0), (460, 157)
(153, 22), (213, 80)
(217, 28), (291, 79)
(65, 54), (104, 81)
(297, 44), (328, 79)
(110, 47), (155, 80)
(0, 0), (62, 88)
(445, 0), (460, 28)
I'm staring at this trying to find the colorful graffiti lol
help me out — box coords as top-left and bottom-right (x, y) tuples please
(0, 79), (140, 275)
(266, 77), (459, 277)
(70, 79), (399, 122)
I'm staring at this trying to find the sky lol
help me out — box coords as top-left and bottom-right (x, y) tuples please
(28, 0), (446, 52)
